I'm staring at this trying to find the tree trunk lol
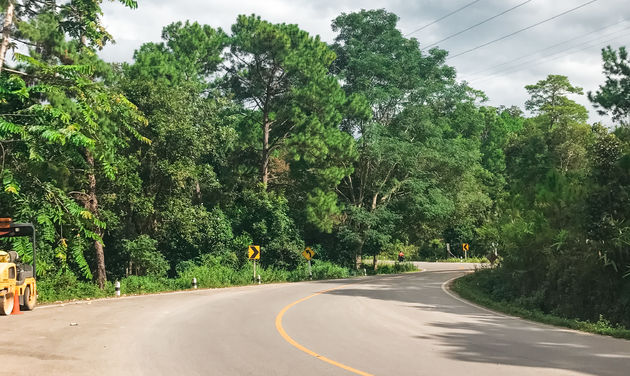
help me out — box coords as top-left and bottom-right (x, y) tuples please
(0, 0), (15, 73)
(373, 253), (377, 271)
(85, 151), (107, 289)
(262, 117), (271, 188)
(195, 180), (202, 202)
(355, 240), (363, 270)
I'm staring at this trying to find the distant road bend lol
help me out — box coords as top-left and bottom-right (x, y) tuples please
(2, 262), (629, 375)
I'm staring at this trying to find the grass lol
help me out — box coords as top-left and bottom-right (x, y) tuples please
(451, 270), (630, 340)
(360, 261), (418, 275)
(37, 259), (416, 303)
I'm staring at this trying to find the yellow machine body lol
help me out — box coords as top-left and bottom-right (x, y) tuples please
(0, 218), (38, 314)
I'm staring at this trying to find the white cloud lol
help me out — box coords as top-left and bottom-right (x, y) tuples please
(99, 0), (630, 126)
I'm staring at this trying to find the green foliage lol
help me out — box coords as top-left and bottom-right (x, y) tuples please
(3, 3), (630, 330)
(331, 10), (492, 267)
(380, 241), (419, 261)
(589, 46), (630, 126)
(37, 272), (113, 302)
(227, 189), (303, 269)
(363, 262), (417, 275)
(453, 270), (630, 339)
(127, 21), (227, 85)
(122, 235), (169, 277)
(225, 14), (356, 231)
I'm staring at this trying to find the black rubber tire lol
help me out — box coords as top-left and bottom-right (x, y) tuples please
(22, 286), (36, 311)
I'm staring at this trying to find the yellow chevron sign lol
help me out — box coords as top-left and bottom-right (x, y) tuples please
(248, 245), (260, 260)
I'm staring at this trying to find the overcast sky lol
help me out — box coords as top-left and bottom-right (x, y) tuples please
(100, 0), (630, 125)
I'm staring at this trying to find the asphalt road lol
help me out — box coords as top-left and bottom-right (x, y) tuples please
(2, 263), (629, 376)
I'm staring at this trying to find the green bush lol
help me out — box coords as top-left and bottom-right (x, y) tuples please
(123, 235), (170, 277)
(120, 275), (178, 294)
(452, 270), (630, 340)
(37, 258), (419, 303)
(311, 260), (350, 279)
(380, 242), (419, 261)
(38, 272), (113, 302)
(362, 262), (417, 275)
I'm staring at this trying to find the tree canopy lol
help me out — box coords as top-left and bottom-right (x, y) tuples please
(1, 4), (629, 329)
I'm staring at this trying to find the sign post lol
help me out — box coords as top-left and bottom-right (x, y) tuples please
(302, 247), (315, 280)
(248, 245), (260, 282)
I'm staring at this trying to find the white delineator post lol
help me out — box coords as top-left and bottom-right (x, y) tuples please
(308, 259), (312, 280)
(115, 281), (120, 297)
(192, 277), (197, 289)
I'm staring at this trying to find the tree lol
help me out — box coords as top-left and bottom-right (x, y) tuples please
(589, 46), (630, 126)
(225, 15), (356, 232)
(225, 15), (354, 189)
(331, 9), (491, 268)
(1, 1), (145, 288)
(120, 21), (236, 272)
(0, 0), (15, 72)
(525, 74), (588, 129)
(0, 1), (138, 72)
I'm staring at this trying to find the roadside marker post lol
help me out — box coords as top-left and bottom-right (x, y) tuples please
(302, 247), (315, 280)
(462, 243), (470, 260)
(192, 277), (197, 289)
(308, 260), (312, 280)
(248, 245), (260, 283)
(115, 281), (120, 297)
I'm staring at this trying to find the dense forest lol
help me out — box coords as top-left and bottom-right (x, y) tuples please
(1, 2), (629, 327)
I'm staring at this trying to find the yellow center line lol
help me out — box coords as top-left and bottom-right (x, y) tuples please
(275, 283), (375, 376)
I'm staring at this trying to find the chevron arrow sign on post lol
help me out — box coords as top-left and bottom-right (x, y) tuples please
(248, 245), (260, 260)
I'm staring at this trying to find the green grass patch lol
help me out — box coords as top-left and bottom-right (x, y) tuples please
(37, 258), (422, 303)
(37, 259), (363, 303)
(451, 269), (630, 340)
(362, 262), (418, 275)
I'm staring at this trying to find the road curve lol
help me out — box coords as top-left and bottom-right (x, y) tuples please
(1, 263), (629, 375)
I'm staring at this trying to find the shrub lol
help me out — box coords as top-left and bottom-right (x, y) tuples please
(123, 235), (170, 277)
(38, 272), (112, 302)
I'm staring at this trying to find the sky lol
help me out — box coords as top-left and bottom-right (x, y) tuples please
(99, 0), (630, 125)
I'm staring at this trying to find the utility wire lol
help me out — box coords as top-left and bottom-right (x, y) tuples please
(447, 0), (598, 60)
(468, 26), (630, 84)
(467, 19), (627, 78)
(422, 0), (533, 50)
(469, 23), (630, 82)
(406, 0), (482, 36)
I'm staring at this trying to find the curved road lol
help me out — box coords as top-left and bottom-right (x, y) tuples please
(2, 263), (629, 375)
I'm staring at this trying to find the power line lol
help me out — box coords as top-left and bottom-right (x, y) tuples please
(406, 0), (482, 36)
(467, 19), (627, 79)
(422, 0), (533, 50)
(468, 26), (630, 85)
(472, 30), (630, 84)
(468, 23), (630, 83)
(447, 0), (598, 60)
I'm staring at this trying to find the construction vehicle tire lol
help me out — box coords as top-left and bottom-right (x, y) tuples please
(22, 286), (36, 311)
(1, 293), (14, 315)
